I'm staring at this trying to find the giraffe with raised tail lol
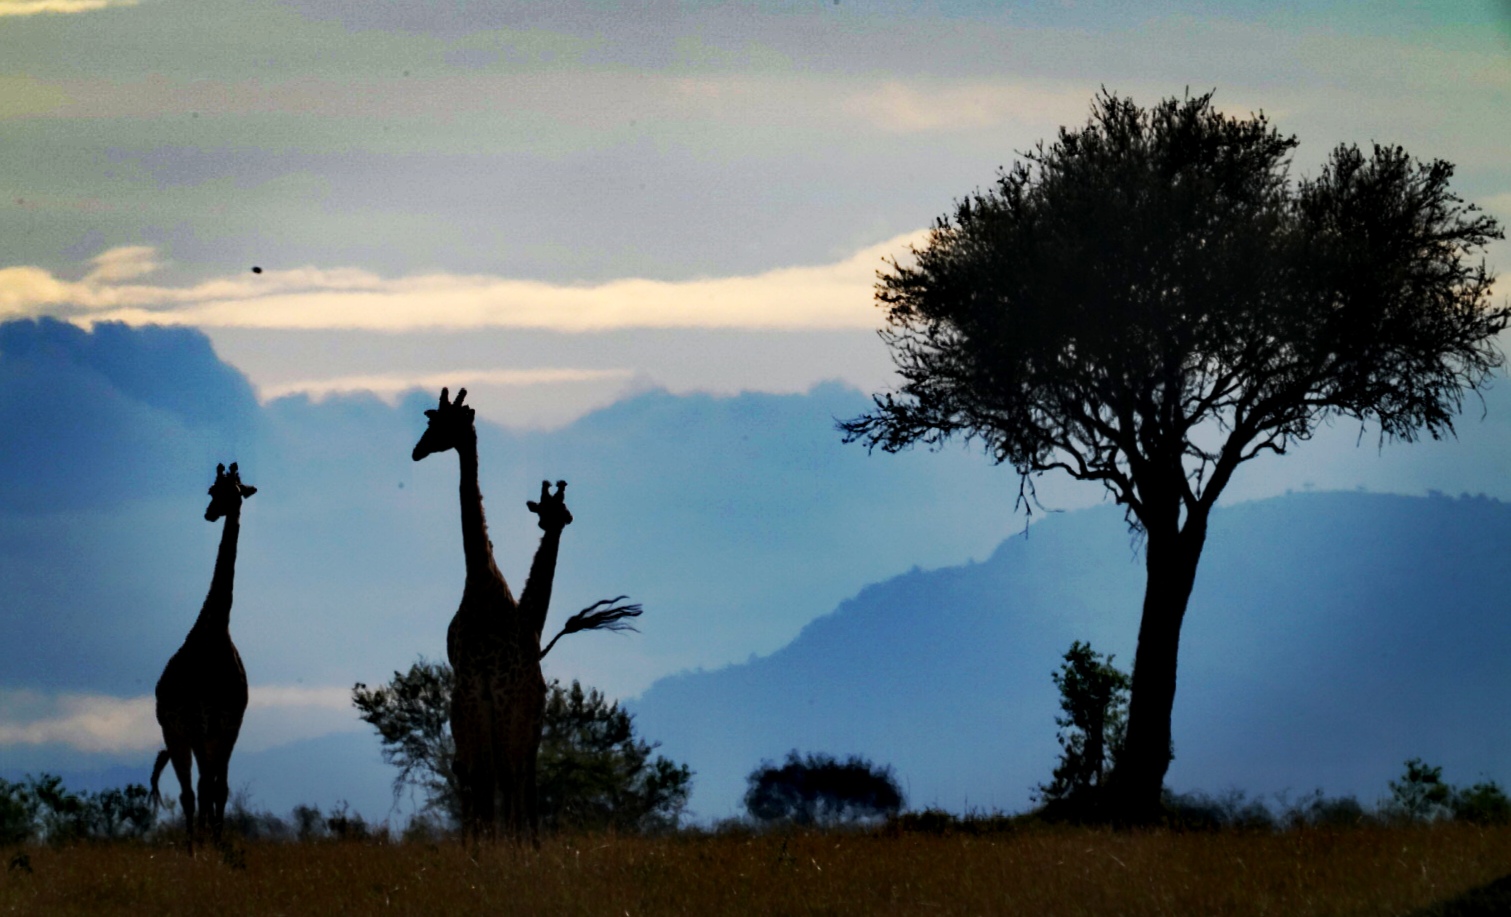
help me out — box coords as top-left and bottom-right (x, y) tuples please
(411, 387), (642, 842)
(149, 462), (255, 853)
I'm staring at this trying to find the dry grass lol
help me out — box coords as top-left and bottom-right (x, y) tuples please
(2, 823), (1509, 916)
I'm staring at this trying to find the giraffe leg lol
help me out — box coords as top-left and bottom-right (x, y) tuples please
(475, 761), (498, 841)
(451, 686), (486, 840)
(201, 743), (229, 846)
(195, 762), (213, 839)
(452, 754), (478, 839)
(524, 745), (541, 847)
(167, 745), (196, 854)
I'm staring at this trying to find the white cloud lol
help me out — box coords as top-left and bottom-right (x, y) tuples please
(0, 232), (926, 332)
(0, 0), (137, 15)
(259, 367), (634, 403)
(845, 80), (1085, 134)
(0, 691), (155, 753)
(0, 685), (363, 755)
(82, 245), (160, 284)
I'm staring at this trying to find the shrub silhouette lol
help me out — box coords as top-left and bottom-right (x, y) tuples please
(0, 775), (156, 844)
(1036, 641), (1129, 819)
(744, 752), (904, 825)
(354, 661), (691, 832)
(1388, 758), (1511, 825)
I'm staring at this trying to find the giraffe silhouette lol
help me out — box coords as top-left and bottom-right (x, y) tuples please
(411, 387), (567, 843)
(412, 387), (643, 842)
(149, 462), (255, 853)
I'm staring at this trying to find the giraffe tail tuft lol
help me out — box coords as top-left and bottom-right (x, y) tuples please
(540, 596), (643, 659)
(148, 749), (171, 809)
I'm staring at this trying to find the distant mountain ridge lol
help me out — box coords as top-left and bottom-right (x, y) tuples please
(631, 490), (1511, 819)
(5, 317), (1511, 823)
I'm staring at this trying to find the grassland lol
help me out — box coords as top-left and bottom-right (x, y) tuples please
(2, 822), (1509, 916)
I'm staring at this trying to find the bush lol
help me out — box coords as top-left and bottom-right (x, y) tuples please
(885, 808), (1018, 837)
(1450, 781), (1511, 825)
(354, 664), (693, 834)
(744, 752), (904, 826)
(221, 788), (292, 842)
(537, 681), (693, 834)
(1161, 789), (1276, 831)
(1388, 758), (1454, 822)
(0, 775), (158, 845)
(1035, 642), (1129, 821)
(1279, 789), (1370, 829)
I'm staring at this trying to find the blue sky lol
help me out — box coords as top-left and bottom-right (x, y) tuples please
(2, 0), (1510, 818)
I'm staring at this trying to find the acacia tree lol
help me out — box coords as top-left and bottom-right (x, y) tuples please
(840, 91), (1507, 821)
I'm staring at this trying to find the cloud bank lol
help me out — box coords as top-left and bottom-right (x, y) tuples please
(0, 0), (136, 16)
(0, 686), (360, 755)
(0, 233), (924, 333)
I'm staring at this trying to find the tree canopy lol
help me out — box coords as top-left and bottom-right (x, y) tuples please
(744, 751), (904, 826)
(841, 90), (1507, 820)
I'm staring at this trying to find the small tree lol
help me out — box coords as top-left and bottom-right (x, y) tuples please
(354, 662), (691, 832)
(841, 90), (1508, 820)
(1037, 641), (1130, 816)
(1388, 758), (1454, 821)
(1386, 758), (1511, 825)
(744, 752), (904, 826)
(353, 658), (458, 822)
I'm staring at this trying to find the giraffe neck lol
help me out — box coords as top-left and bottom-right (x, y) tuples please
(519, 527), (564, 639)
(191, 510), (240, 635)
(456, 428), (505, 588)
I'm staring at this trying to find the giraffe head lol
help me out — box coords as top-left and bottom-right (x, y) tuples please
(526, 480), (573, 532)
(205, 463), (256, 522)
(412, 387), (475, 461)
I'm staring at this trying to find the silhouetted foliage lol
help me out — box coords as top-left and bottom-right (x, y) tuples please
(744, 752), (904, 826)
(538, 680), (692, 833)
(353, 662), (692, 832)
(1036, 641), (1130, 818)
(884, 807), (1018, 837)
(840, 89), (1508, 820)
(1389, 758), (1454, 821)
(221, 787), (294, 842)
(0, 775), (156, 845)
(353, 658), (458, 822)
(1387, 758), (1511, 825)
(1450, 781), (1511, 825)
(1279, 789), (1369, 829)
(1161, 789), (1279, 831)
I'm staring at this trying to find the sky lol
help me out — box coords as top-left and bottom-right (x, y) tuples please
(4, 0), (1508, 426)
(3, 0), (1511, 819)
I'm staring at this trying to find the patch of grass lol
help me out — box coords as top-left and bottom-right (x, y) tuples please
(0, 823), (1508, 915)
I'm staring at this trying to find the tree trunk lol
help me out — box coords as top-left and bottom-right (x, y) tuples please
(1111, 509), (1209, 823)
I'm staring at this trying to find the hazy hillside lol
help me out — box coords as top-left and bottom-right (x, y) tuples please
(0, 318), (1016, 804)
(5, 317), (1511, 823)
(632, 491), (1511, 819)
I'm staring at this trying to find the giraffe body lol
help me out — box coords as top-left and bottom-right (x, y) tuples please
(413, 388), (570, 842)
(151, 463), (255, 853)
